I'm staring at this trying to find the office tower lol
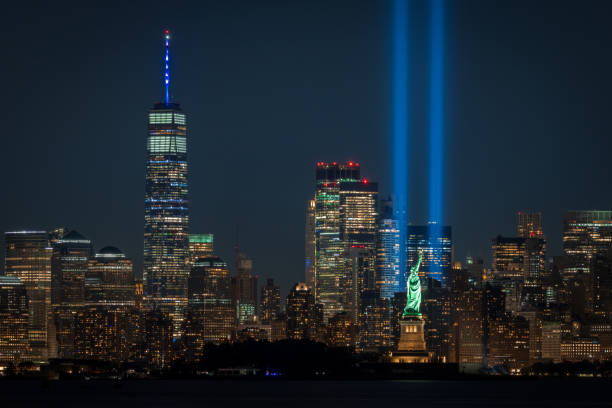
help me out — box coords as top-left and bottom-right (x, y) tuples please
(0, 276), (30, 363)
(144, 311), (174, 368)
(341, 177), (378, 326)
(75, 247), (138, 361)
(406, 225), (452, 283)
(541, 321), (562, 362)
(305, 199), (316, 288)
(593, 249), (612, 313)
(85, 247), (135, 307)
(523, 238), (546, 287)
(314, 161), (377, 322)
(517, 212), (544, 238)
(422, 279), (451, 362)
(270, 315), (287, 342)
(4, 231), (52, 360)
(491, 236), (526, 280)
(487, 314), (530, 373)
(286, 282), (317, 340)
(143, 30), (190, 333)
(184, 256), (234, 355)
(345, 246), (376, 329)
(563, 210), (612, 278)
(50, 230), (92, 359)
(313, 162), (352, 321)
(357, 290), (390, 352)
(376, 199), (401, 299)
(448, 268), (484, 365)
(189, 234), (214, 264)
(327, 312), (354, 348)
(233, 252), (258, 324)
(73, 307), (139, 362)
(260, 278), (281, 324)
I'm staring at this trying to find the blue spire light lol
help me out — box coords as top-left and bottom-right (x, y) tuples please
(392, 0), (409, 290)
(428, 0), (445, 281)
(164, 29), (171, 106)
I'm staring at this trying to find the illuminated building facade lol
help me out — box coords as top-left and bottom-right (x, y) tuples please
(563, 210), (612, 279)
(313, 161), (377, 321)
(85, 247), (135, 307)
(189, 234), (214, 264)
(517, 212), (544, 239)
(233, 253), (258, 324)
(286, 282), (317, 340)
(376, 200), (401, 299)
(560, 337), (601, 362)
(143, 30), (190, 334)
(73, 307), (140, 362)
(50, 230), (92, 359)
(259, 278), (281, 325)
(327, 311), (354, 348)
(406, 225), (452, 284)
(305, 199), (316, 288)
(491, 236), (526, 280)
(357, 290), (390, 352)
(184, 256), (234, 352)
(4, 231), (52, 360)
(0, 276), (30, 363)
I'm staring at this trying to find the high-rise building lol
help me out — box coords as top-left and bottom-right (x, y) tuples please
(184, 256), (234, 353)
(50, 230), (92, 358)
(517, 212), (544, 239)
(406, 225), (452, 283)
(260, 278), (281, 325)
(357, 290), (390, 352)
(376, 218), (401, 299)
(0, 276), (30, 363)
(563, 210), (612, 279)
(85, 246), (135, 307)
(305, 199), (316, 288)
(327, 311), (354, 348)
(491, 236), (526, 280)
(313, 161), (377, 321)
(189, 234), (214, 264)
(233, 252), (258, 324)
(4, 231), (52, 360)
(345, 246), (376, 328)
(143, 30), (190, 334)
(51, 230), (92, 307)
(286, 282), (317, 340)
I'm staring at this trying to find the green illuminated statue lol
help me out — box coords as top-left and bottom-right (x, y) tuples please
(403, 251), (423, 317)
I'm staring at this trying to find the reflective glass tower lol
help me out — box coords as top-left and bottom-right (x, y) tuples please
(143, 30), (190, 333)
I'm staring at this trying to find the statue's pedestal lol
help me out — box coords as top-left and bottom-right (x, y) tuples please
(390, 316), (430, 363)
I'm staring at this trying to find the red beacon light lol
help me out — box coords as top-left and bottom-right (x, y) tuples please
(348, 161), (354, 167)
(362, 178), (369, 184)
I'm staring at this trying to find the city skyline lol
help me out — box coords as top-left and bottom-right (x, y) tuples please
(2, 1), (612, 297)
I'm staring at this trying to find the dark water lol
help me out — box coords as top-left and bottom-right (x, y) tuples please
(1, 379), (608, 408)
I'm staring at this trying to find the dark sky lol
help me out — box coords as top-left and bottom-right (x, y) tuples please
(2, 1), (612, 296)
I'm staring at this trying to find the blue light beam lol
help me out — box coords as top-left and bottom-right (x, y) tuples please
(428, 0), (445, 280)
(392, 0), (409, 291)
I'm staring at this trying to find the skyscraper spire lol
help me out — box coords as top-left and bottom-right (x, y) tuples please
(163, 29), (171, 106)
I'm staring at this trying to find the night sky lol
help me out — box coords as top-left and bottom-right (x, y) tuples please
(2, 1), (612, 295)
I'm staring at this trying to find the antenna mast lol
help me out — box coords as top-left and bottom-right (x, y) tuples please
(164, 29), (171, 106)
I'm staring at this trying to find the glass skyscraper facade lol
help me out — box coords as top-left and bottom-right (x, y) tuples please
(563, 210), (612, 279)
(314, 162), (361, 321)
(406, 225), (452, 284)
(143, 32), (190, 333)
(376, 218), (401, 299)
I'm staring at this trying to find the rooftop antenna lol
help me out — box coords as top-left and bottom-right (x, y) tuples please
(163, 29), (171, 106)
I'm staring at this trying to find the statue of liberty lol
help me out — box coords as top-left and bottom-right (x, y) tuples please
(403, 251), (423, 317)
